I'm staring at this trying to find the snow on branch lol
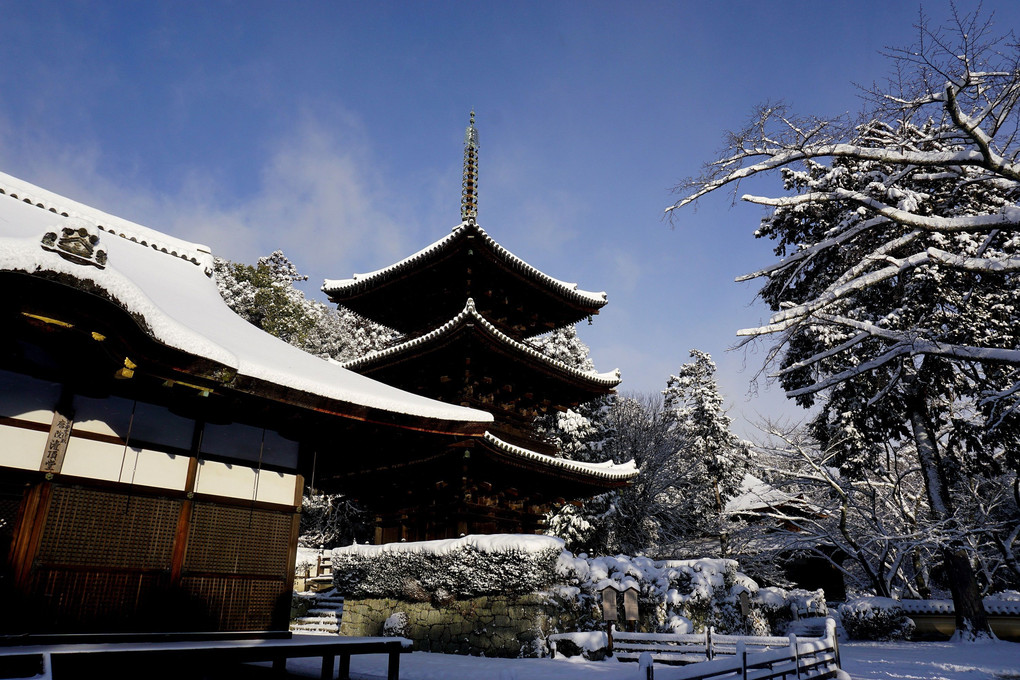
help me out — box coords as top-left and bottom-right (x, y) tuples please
(927, 247), (1020, 272)
(743, 190), (1020, 233)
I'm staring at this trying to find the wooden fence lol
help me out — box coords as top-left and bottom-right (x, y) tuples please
(616, 618), (842, 680)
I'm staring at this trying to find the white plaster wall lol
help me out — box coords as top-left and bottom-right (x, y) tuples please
(0, 424), (47, 470)
(61, 437), (126, 481)
(118, 447), (189, 490)
(255, 470), (299, 506)
(194, 459), (257, 501)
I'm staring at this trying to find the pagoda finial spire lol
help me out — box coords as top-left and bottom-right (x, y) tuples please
(460, 110), (479, 223)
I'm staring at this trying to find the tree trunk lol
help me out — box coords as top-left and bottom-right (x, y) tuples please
(940, 545), (992, 640)
(905, 378), (993, 640)
(911, 548), (932, 600)
(713, 479), (728, 557)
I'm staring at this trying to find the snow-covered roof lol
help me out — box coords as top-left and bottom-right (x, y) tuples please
(0, 171), (494, 430)
(341, 298), (622, 389)
(725, 473), (822, 516)
(481, 431), (638, 482)
(900, 595), (1020, 617)
(322, 219), (609, 309)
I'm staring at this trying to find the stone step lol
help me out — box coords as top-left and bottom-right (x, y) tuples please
(304, 612), (340, 620)
(290, 590), (344, 635)
(290, 616), (341, 634)
(289, 626), (339, 635)
(292, 618), (337, 626)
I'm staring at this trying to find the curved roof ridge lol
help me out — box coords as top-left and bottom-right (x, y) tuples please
(482, 431), (638, 481)
(322, 220), (608, 308)
(467, 221), (608, 307)
(341, 297), (621, 388)
(0, 171), (213, 272)
(323, 223), (462, 293)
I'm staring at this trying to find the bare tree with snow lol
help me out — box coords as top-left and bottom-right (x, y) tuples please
(669, 8), (1020, 639)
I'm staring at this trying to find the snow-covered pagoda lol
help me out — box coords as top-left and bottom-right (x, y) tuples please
(0, 170), (491, 634)
(323, 113), (636, 541)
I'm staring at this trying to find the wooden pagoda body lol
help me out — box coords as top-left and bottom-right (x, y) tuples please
(323, 115), (635, 542)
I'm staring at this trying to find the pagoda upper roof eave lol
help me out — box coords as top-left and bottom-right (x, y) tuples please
(340, 298), (622, 391)
(480, 431), (638, 486)
(322, 220), (609, 312)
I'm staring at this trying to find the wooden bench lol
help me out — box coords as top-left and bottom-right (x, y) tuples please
(0, 631), (411, 680)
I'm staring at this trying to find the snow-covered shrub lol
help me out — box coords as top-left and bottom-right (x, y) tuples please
(557, 553), (769, 634)
(549, 631), (610, 661)
(753, 587), (828, 636)
(754, 587), (794, 634)
(382, 611), (409, 638)
(837, 597), (914, 640)
(332, 535), (564, 601)
(290, 590), (317, 620)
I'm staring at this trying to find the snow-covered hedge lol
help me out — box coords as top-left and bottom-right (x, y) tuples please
(331, 534), (564, 600)
(837, 597), (914, 641)
(754, 586), (828, 635)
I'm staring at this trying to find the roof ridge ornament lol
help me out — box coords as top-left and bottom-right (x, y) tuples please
(41, 218), (107, 269)
(460, 110), (479, 223)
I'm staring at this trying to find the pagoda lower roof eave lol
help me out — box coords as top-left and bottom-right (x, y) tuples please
(340, 298), (621, 391)
(480, 431), (638, 485)
(322, 219), (608, 310)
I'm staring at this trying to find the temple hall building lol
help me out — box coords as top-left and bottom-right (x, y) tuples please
(0, 170), (492, 634)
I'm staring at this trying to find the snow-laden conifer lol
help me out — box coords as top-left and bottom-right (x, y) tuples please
(214, 250), (396, 362)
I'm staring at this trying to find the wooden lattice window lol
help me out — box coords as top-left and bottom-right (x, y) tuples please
(184, 503), (292, 577)
(36, 486), (180, 570)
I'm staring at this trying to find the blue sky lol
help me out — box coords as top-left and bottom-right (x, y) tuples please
(3, 1), (1018, 436)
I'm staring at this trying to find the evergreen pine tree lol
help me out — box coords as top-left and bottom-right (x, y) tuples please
(663, 349), (750, 555)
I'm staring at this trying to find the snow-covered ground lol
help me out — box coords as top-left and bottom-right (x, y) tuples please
(261, 640), (1020, 679)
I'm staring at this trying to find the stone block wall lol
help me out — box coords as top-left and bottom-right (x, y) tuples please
(339, 593), (578, 657)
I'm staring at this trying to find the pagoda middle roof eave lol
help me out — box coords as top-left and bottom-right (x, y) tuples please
(340, 298), (622, 391)
(322, 219), (609, 311)
(481, 431), (638, 485)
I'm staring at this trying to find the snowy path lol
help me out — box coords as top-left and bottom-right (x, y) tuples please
(838, 641), (1020, 679)
(264, 639), (1020, 680)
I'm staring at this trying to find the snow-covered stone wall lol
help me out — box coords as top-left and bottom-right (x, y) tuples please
(340, 592), (578, 657)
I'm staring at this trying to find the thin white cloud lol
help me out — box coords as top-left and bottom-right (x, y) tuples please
(167, 111), (414, 281)
(0, 108), (417, 295)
